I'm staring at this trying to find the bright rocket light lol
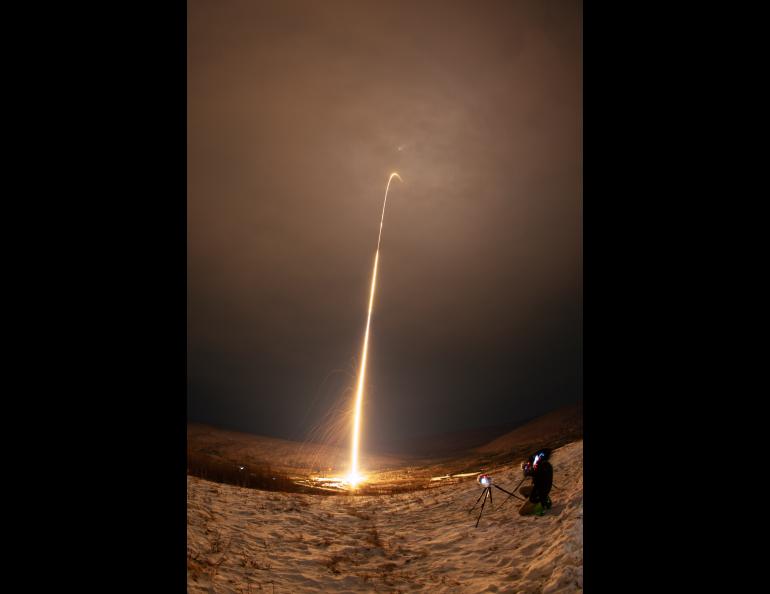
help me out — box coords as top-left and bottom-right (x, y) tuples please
(346, 172), (402, 488)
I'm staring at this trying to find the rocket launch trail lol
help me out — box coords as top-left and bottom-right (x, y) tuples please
(347, 172), (402, 487)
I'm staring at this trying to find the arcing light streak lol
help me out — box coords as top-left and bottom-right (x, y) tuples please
(348, 172), (402, 487)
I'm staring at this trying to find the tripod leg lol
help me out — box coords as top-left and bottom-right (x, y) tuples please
(494, 484), (524, 499)
(489, 486), (493, 509)
(475, 488), (490, 528)
(497, 491), (516, 511)
(469, 489), (486, 513)
(494, 484), (526, 511)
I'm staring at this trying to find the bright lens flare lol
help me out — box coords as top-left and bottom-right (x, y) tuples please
(348, 172), (402, 488)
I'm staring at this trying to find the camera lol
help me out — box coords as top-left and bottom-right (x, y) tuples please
(477, 473), (492, 487)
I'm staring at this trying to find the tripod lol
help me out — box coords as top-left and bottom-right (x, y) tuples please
(469, 476), (527, 528)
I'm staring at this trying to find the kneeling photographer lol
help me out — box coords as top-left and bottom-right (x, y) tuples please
(518, 449), (553, 516)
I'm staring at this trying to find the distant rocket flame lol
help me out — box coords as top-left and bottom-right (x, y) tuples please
(347, 172), (402, 487)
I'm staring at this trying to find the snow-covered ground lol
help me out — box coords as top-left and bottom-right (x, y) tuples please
(187, 440), (582, 593)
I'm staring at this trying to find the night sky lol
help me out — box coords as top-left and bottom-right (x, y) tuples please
(187, 0), (582, 451)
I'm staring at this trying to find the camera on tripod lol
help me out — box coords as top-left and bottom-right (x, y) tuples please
(469, 472), (525, 527)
